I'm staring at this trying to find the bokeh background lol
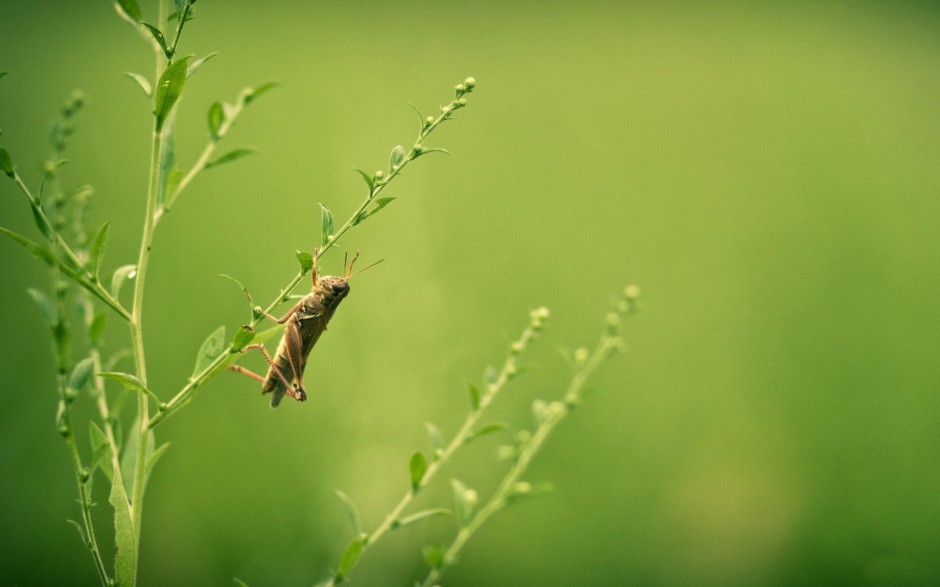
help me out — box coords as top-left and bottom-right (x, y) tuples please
(2, 1), (939, 585)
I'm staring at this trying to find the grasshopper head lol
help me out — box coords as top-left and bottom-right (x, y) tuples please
(318, 275), (350, 298)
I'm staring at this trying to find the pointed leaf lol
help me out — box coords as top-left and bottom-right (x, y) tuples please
(69, 357), (97, 393)
(89, 221), (110, 278)
(154, 56), (192, 129)
(409, 451), (427, 491)
(389, 144), (405, 170)
(205, 147), (255, 169)
(334, 490), (361, 534)
(451, 479), (477, 527)
(99, 371), (158, 401)
(66, 518), (88, 546)
(109, 475), (137, 586)
(422, 545), (446, 569)
(110, 264), (137, 299)
(26, 288), (56, 326)
(1, 226), (60, 267)
(145, 442), (171, 485)
(89, 421), (114, 481)
(395, 508), (451, 530)
(244, 82), (278, 105)
(187, 52), (218, 78)
(467, 382), (481, 411)
(334, 535), (366, 583)
(0, 146), (14, 177)
(193, 325), (226, 377)
(230, 325), (255, 353)
(208, 102), (224, 138)
(295, 250), (313, 274)
(353, 168), (374, 193)
(115, 0), (142, 21)
(320, 203), (334, 247)
(467, 421), (508, 442)
(124, 72), (152, 97)
(140, 22), (170, 58)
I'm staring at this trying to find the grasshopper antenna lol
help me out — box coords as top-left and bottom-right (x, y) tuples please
(347, 254), (384, 279)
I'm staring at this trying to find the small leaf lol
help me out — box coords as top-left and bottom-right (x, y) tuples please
(205, 147), (255, 169)
(163, 165), (183, 203)
(0, 147), (14, 177)
(89, 421), (114, 481)
(0, 226), (59, 267)
(99, 372), (158, 402)
(334, 490), (361, 535)
(409, 451), (427, 491)
(353, 168), (374, 193)
(69, 357), (97, 393)
(30, 201), (52, 239)
(208, 102), (224, 138)
(232, 580), (250, 587)
(67, 519), (88, 546)
(110, 264), (137, 299)
(140, 22), (171, 58)
(229, 325), (255, 353)
(467, 382), (481, 411)
(154, 56), (192, 129)
(354, 197), (396, 226)
(425, 421), (444, 456)
(243, 82), (278, 105)
(89, 222), (110, 278)
(422, 545), (446, 569)
(144, 442), (171, 485)
(115, 0), (142, 21)
(26, 288), (55, 326)
(89, 312), (107, 344)
(334, 535), (366, 582)
(395, 508), (451, 530)
(451, 479), (477, 527)
(124, 72), (152, 97)
(389, 144), (406, 170)
(468, 422), (508, 442)
(192, 325), (226, 377)
(295, 250), (313, 274)
(187, 52), (218, 78)
(319, 203), (334, 248)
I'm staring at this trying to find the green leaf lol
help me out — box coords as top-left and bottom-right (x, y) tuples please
(354, 197), (396, 226)
(425, 421), (444, 457)
(409, 451), (427, 491)
(89, 221), (110, 278)
(26, 288), (55, 326)
(422, 545), (446, 569)
(205, 147), (255, 169)
(140, 22), (171, 58)
(187, 52), (218, 78)
(154, 56), (192, 129)
(124, 72), (152, 97)
(295, 250), (314, 274)
(232, 579), (250, 587)
(467, 382), (481, 411)
(395, 508), (451, 530)
(230, 325), (255, 352)
(89, 311), (107, 344)
(163, 164), (183, 203)
(0, 147), (14, 177)
(110, 264), (137, 299)
(1, 226), (60, 268)
(320, 203), (334, 247)
(451, 479), (477, 527)
(99, 371), (159, 403)
(353, 168), (375, 193)
(193, 325), (226, 377)
(467, 421), (508, 442)
(389, 144), (406, 170)
(89, 421), (114, 481)
(334, 490), (361, 534)
(109, 475), (137, 586)
(69, 357), (97, 393)
(145, 442), (171, 486)
(115, 0), (142, 21)
(243, 82), (278, 105)
(334, 535), (366, 583)
(208, 102), (224, 138)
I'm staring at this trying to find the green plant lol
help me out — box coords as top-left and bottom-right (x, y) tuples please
(1, 2), (639, 585)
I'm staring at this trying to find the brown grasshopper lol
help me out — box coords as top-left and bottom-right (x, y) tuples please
(229, 251), (379, 407)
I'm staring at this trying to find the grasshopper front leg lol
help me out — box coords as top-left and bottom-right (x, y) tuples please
(227, 342), (305, 403)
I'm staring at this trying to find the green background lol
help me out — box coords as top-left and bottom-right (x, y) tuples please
(2, 1), (939, 585)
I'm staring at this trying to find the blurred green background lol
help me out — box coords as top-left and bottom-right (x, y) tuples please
(2, 1), (940, 585)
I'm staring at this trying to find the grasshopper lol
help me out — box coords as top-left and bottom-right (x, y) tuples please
(229, 251), (379, 407)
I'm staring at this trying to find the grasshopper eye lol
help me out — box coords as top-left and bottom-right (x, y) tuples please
(331, 282), (348, 295)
